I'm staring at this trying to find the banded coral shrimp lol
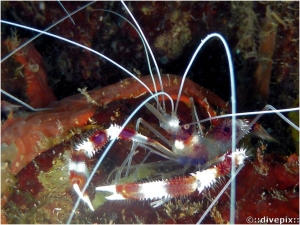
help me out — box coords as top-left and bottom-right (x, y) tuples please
(1, 1), (299, 224)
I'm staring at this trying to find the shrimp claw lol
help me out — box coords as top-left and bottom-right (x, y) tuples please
(96, 149), (247, 205)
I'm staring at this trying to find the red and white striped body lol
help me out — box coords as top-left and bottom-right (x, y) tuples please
(69, 118), (252, 210)
(96, 149), (247, 204)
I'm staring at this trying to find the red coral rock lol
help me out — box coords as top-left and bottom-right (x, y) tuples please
(4, 39), (56, 108)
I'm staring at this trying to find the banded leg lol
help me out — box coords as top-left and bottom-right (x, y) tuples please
(69, 151), (94, 211)
(96, 149), (247, 206)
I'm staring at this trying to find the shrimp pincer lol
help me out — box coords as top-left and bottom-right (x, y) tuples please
(96, 149), (247, 204)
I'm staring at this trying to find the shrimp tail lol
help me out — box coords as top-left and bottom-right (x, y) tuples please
(251, 123), (278, 142)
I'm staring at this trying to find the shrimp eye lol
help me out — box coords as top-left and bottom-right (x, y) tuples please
(183, 124), (190, 130)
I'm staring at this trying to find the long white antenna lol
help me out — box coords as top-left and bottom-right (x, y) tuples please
(1, 20), (155, 97)
(1, 89), (52, 111)
(120, 0), (166, 111)
(175, 33), (237, 223)
(57, 1), (75, 25)
(1, 2), (95, 63)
